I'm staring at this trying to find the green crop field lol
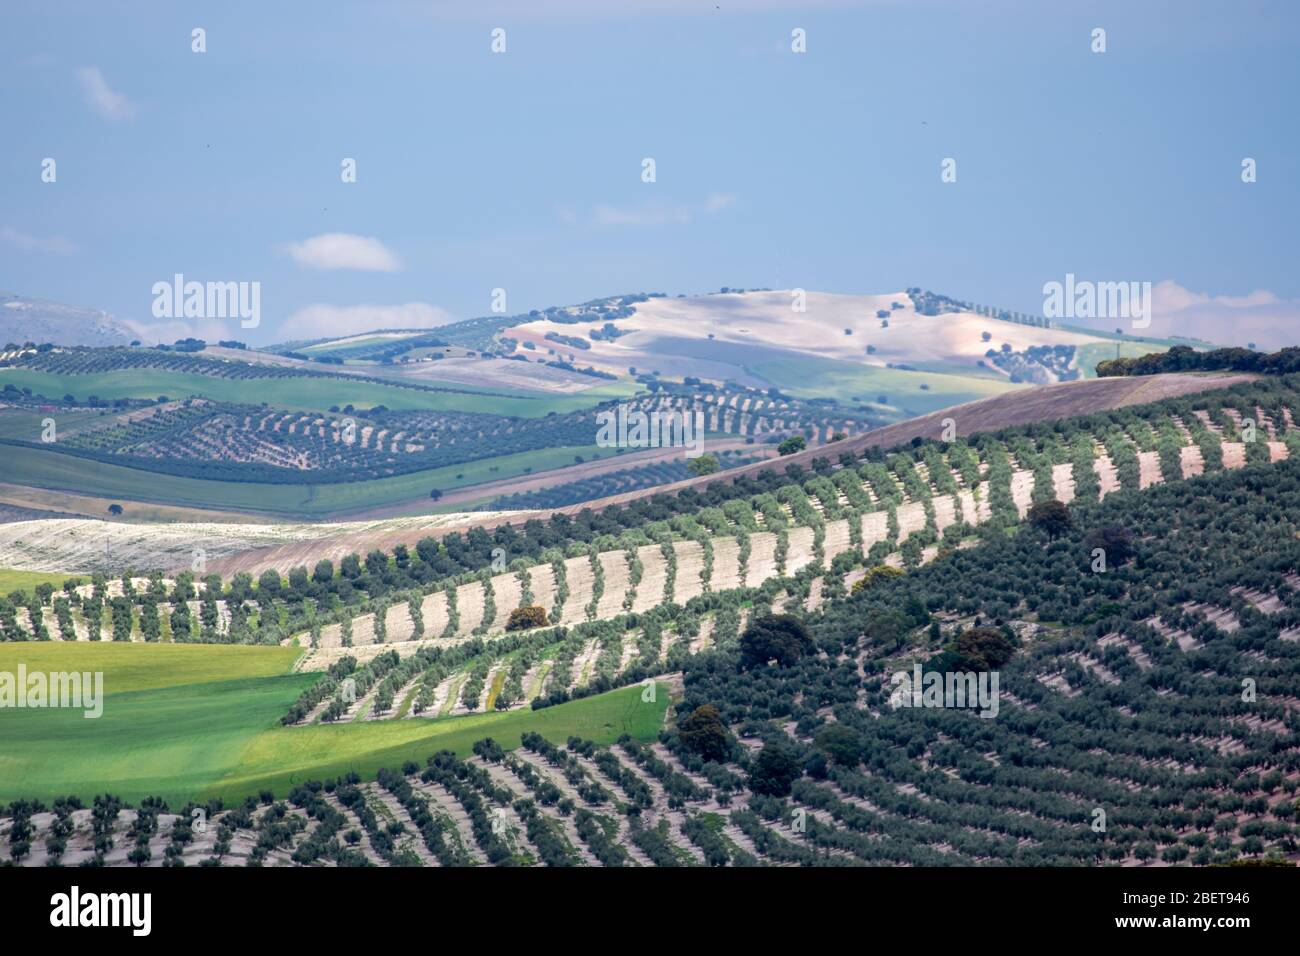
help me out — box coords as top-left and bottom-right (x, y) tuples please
(0, 642), (670, 806)
(1075, 341), (1179, 378)
(0, 408), (107, 441)
(0, 644), (306, 804)
(208, 683), (669, 805)
(750, 356), (1024, 417)
(0, 568), (80, 599)
(0, 368), (635, 418)
(0, 441), (617, 518)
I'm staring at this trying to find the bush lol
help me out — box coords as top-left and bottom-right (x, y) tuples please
(739, 614), (813, 669)
(1083, 525), (1135, 567)
(748, 742), (802, 797)
(1027, 499), (1073, 538)
(851, 565), (904, 593)
(814, 724), (861, 767)
(778, 435), (807, 457)
(953, 627), (1016, 670)
(505, 605), (549, 632)
(688, 454), (720, 476)
(678, 704), (730, 762)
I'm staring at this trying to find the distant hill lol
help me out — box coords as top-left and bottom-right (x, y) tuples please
(500, 289), (1195, 418)
(283, 288), (1197, 422)
(0, 293), (139, 348)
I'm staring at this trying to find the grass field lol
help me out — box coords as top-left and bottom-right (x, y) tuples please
(750, 356), (1024, 417)
(0, 368), (635, 418)
(0, 442), (615, 518)
(1075, 341), (1177, 378)
(209, 683), (668, 805)
(0, 567), (78, 598)
(0, 643), (301, 694)
(0, 642), (669, 806)
(0, 408), (108, 441)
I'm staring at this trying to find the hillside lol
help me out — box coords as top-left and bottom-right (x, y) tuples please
(504, 289), (1186, 411)
(193, 371), (1254, 575)
(0, 288), (1207, 526)
(8, 369), (1295, 665)
(5, 435), (1299, 867)
(677, 371), (1258, 490)
(0, 293), (139, 348)
(278, 288), (1194, 420)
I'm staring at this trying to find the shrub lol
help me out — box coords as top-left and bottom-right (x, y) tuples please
(851, 565), (904, 593)
(748, 742), (802, 797)
(1027, 498), (1073, 538)
(739, 614), (813, 669)
(505, 605), (549, 632)
(678, 704), (730, 762)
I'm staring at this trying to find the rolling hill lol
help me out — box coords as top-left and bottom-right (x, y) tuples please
(4, 380), (1299, 867)
(0, 293), (140, 348)
(0, 285), (1201, 525)
(503, 289), (1190, 408)
(188, 371), (1254, 576)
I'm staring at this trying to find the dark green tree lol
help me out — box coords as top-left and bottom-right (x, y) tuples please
(748, 742), (802, 797)
(678, 704), (730, 762)
(1027, 498), (1073, 539)
(739, 614), (814, 669)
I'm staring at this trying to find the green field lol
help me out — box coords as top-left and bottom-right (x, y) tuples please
(211, 683), (667, 804)
(0, 643), (669, 806)
(0, 408), (108, 441)
(1075, 341), (1179, 378)
(750, 356), (1024, 417)
(0, 568), (79, 599)
(0, 441), (617, 518)
(0, 368), (635, 418)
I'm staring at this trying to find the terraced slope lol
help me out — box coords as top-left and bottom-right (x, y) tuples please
(616, 372), (1259, 498)
(202, 372), (1256, 575)
(673, 457), (1300, 867)
(14, 381), (1299, 670)
(272, 396), (1295, 667)
(5, 413), (1298, 867)
(0, 739), (799, 867)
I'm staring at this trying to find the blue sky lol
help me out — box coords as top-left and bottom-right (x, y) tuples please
(2, 0), (1297, 346)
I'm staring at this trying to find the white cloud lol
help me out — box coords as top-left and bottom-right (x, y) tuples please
(281, 302), (457, 339)
(589, 193), (737, 228)
(0, 227), (76, 255)
(121, 316), (235, 347)
(593, 201), (693, 227)
(285, 233), (403, 272)
(1147, 280), (1300, 350)
(703, 192), (737, 213)
(77, 66), (135, 122)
